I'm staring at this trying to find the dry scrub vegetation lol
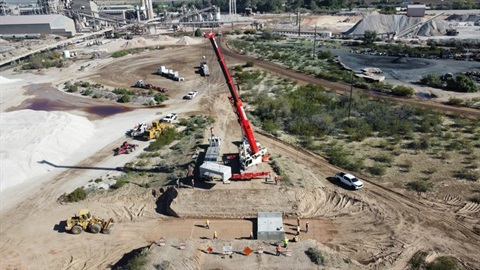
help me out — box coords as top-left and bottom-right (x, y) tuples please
(232, 66), (479, 200)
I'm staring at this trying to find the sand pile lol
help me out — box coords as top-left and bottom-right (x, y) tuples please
(0, 75), (22, 85)
(176, 36), (201, 45)
(153, 35), (175, 41)
(121, 37), (148, 48)
(0, 110), (95, 192)
(345, 12), (450, 36)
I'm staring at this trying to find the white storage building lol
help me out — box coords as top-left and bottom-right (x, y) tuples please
(407, 5), (426, 17)
(0, 15), (76, 37)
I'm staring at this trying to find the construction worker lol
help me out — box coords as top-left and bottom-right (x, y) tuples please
(297, 225), (301, 234)
(294, 235), (299, 243)
(274, 175), (279, 186)
(191, 178), (195, 189)
(176, 178), (180, 188)
(276, 245), (281, 256)
(206, 219), (210, 229)
(213, 231), (218, 239)
(283, 236), (289, 248)
(297, 216), (300, 226)
(306, 221), (309, 233)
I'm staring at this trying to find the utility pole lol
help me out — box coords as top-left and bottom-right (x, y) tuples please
(348, 71), (353, 120)
(313, 23), (317, 59)
(297, 10), (301, 37)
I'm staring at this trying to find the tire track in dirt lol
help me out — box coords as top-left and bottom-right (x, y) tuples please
(219, 40), (480, 119)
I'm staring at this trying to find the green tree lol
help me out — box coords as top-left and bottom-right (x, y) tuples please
(363, 30), (377, 45)
(448, 74), (478, 93)
(194, 28), (202, 37)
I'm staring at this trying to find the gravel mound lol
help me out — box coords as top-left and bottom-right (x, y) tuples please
(153, 35), (175, 41)
(345, 12), (450, 36)
(417, 20), (450, 36)
(446, 14), (480, 23)
(176, 36), (201, 45)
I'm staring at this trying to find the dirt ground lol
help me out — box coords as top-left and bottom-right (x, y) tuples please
(1, 36), (480, 270)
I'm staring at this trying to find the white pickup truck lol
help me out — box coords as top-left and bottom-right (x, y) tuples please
(335, 172), (364, 190)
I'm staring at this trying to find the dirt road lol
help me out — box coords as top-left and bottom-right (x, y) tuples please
(219, 40), (480, 119)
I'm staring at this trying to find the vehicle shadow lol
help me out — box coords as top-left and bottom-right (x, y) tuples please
(326, 176), (355, 191)
(53, 220), (67, 233)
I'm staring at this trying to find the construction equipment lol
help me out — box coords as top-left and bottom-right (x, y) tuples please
(143, 120), (173, 140)
(200, 62), (210, 76)
(446, 29), (459, 36)
(204, 32), (269, 170)
(127, 123), (148, 137)
(114, 141), (139, 155)
(134, 80), (167, 92)
(65, 209), (115, 235)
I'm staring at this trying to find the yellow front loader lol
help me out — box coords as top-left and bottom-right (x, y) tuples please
(65, 209), (115, 235)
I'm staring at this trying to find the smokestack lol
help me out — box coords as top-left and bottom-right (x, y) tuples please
(148, 0), (154, 20)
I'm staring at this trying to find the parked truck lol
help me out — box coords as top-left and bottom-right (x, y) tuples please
(335, 172), (364, 190)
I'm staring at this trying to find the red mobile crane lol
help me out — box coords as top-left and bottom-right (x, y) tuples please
(204, 32), (269, 170)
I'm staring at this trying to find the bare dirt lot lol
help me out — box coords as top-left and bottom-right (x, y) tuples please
(1, 37), (480, 270)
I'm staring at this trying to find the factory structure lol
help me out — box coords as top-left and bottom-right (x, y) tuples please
(0, 14), (76, 37)
(0, 0), (225, 38)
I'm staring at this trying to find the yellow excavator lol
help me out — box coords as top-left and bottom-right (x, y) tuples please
(143, 120), (172, 140)
(65, 209), (114, 235)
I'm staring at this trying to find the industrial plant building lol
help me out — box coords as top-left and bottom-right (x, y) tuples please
(0, 14), (76, 37)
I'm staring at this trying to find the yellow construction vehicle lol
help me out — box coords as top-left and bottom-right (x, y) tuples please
(65, 209), (115, 235)
(143, 120), (172, 140)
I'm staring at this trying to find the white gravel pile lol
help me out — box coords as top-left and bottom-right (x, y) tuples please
(345, 12), (450, 36)
(0, 110), (95, 192)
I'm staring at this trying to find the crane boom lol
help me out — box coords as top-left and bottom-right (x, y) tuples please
(204, 32), (260, 154)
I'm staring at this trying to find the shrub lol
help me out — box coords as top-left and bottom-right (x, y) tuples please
(245, 60), (254, 67)
(147, 128), (180, 151)
(468, 195), (480, 203)
(82, 89), (93, 96)
(125, 248), (150, 270)
(118, 94), (131, 103)
(406, 180), (432, 192)
(392, 85), (415, 97)
(110, 177), (128, 190)
(398, 160), (413, 172)
(111, 50), (129, 58)
(62, 187), (87, 202)
(426, 256), (463, 270)
(305, 247), (325, 265)
(446, 97), (464, 106)
(368, 164), (386, 176)
(372, 154), (393, 164)
(453, 169), (479, 181)
(154, 94), (167, 104)
(409, 251), (428, 270)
